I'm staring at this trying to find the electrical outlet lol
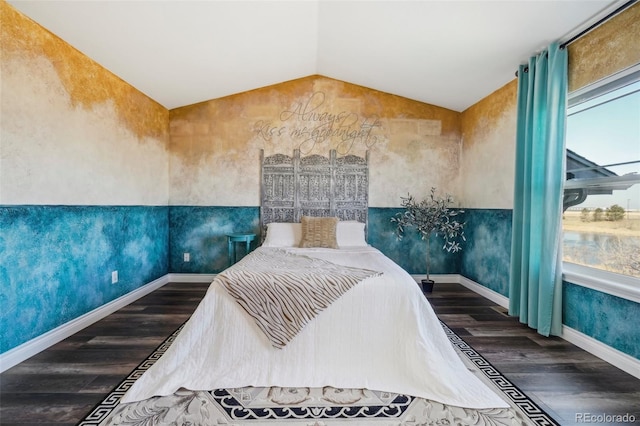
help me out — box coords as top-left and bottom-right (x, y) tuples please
(111, 270), (118, 284)
(184, 252), (190, 262)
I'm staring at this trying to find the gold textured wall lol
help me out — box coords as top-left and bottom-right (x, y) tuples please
(460, 80), (518, 209)
(0, 1), (169, 205)
(169, 75), (463, 207)
(568, 2), (640, 92)
(458, 3), (640, 209)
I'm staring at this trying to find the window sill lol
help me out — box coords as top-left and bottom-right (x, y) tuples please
(562, 262), (640, 304)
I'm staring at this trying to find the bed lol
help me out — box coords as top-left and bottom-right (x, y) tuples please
(113, 150), (513, 424)
(121, 222), (508, 411)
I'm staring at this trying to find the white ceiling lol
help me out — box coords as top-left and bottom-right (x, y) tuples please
(8, 0), (619, 112)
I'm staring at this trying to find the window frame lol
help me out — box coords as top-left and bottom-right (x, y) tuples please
(562, 63), (640, 302)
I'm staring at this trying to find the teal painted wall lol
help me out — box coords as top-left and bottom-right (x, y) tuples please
(3, 205), (637, 361)
(0, 205), (169, 353)
(169, 206), (260, 273)
(368, 208), (461, 275)
(563, 282), (640, 358)
(167, 207), (463, 276)
(460, 209), (513, 297)
(459, 208), (639, 360)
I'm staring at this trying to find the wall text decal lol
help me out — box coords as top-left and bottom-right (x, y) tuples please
(253, 91), (382, 154)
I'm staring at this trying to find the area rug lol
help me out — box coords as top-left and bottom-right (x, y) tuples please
(77, 321), (560, 426)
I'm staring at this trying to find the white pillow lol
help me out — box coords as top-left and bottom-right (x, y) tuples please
(262, 221), (367, 248)
(262, 222), (302, 247)
(336, 221), (368, 247)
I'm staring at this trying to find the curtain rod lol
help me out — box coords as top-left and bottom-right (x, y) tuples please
(559, 0), (638, 49)
(515, 0), (638, 77)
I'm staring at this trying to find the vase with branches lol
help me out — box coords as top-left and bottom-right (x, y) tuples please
(391, 188), (465, 292)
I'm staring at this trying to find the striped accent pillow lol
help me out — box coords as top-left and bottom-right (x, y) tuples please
(299, 216), (339, 248)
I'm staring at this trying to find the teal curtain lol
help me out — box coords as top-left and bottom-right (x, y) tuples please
(509, 42), (567, 337)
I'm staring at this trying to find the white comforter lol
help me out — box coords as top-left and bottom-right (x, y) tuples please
(121, 246), (508, 410)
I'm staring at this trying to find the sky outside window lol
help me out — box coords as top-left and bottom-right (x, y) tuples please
(566, 81), (640, 210)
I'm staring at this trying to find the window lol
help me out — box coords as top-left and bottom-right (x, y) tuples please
(563, 74), (640, 281)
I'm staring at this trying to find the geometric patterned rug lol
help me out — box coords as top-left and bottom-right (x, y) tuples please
(440, 322), (560, 426)
(77, 321), (560, 426)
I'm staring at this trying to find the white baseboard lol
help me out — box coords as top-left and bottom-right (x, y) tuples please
(431, 274), (640, 380)
(562, 325), (640, 379)
(0, 274), (170, 373)
(3, 272), (638, 380)
(168, 273), (217, 283)
(457, 275), (510, 308)
(411, 274), (510, 308)
(412, 273), (460, 284)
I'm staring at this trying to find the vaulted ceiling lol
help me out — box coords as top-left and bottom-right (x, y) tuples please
(8, 0), (618, 112)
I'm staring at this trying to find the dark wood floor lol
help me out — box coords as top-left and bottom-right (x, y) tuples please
(1, 281), (639, 426)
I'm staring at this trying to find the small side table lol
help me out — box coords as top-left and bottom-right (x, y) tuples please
(226, 232), (256, 266)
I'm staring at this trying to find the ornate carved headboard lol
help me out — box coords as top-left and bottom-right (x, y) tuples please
(260, 149), (369, 237)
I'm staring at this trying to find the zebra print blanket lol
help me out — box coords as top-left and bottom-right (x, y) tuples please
(218, 249), (382, 348)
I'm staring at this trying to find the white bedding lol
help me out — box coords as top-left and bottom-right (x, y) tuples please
(121, 246), (508, 410)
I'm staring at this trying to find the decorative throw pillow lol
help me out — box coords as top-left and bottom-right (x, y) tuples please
(300, 216), (339, 248)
